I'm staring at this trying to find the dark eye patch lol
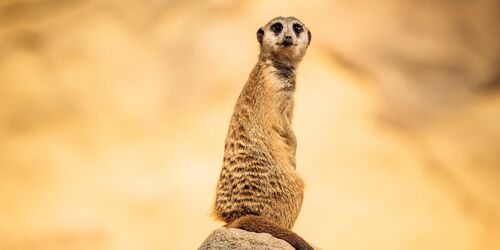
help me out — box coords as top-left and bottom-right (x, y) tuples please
(270, 22), (283, 34)
(293, 23), (303, 34)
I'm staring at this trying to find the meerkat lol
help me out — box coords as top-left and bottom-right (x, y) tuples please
(213, 16), (313, 250)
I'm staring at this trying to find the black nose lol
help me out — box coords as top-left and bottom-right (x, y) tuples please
(283, 36), (293, 46)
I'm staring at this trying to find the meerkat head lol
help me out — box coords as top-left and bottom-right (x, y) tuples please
(257, 16), (311, 64)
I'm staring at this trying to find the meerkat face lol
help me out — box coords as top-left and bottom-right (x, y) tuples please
(257, 16), (311, 62)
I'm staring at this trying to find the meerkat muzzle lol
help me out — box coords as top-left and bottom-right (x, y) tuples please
(282, 36), (293, 47)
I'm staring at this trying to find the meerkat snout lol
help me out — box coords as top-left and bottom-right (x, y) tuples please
(282, 35), (293, 47)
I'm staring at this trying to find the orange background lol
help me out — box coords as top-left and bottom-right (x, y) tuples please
(1, 0), (499, 249)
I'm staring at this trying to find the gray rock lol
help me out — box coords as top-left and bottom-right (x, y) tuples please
(199, 227), (294, 250)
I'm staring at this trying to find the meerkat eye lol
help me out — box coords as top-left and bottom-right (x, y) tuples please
(270, 22), (283, 34)
(293, 23), (303, 34)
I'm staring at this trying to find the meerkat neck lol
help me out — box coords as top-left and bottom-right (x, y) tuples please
(259, 51), (300, 69)
(256, 54), (298, 93)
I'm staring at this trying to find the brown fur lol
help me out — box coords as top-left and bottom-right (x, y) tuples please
(213, 17), (312, 249)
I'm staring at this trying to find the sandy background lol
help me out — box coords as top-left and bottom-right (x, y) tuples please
(0, 0), (499, 249)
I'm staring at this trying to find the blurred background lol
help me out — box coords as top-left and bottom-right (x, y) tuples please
(0, 0), (499, 249)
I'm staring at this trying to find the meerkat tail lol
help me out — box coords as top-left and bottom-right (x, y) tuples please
(226, 215), (314, 250)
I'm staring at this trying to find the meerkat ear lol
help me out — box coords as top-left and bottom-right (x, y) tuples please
(307, 30), (312, 45)
(257, 28), (264, 44)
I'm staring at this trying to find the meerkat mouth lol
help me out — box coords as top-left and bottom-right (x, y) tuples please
(276, 42), (296, 47)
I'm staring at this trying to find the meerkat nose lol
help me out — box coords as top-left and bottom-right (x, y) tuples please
(283, 36), (293, 46)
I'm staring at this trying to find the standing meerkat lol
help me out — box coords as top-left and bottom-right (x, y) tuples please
(213, 16), (313, 250)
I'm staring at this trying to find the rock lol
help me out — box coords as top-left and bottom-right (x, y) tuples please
(199, 227), (294, 250)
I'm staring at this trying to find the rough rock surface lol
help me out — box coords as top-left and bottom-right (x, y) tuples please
(198, 228), (294, 250)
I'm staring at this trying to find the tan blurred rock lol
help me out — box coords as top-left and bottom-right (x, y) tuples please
(314, 0), (500, 124)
